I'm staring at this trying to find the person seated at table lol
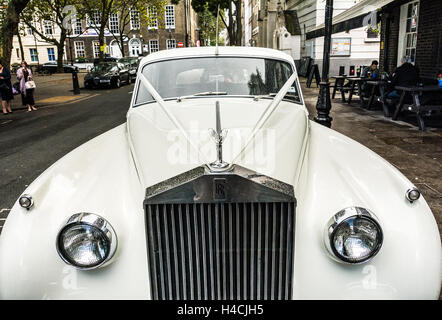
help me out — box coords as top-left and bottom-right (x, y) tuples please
(361, 60), (380, 97)
(386, 56), (419, 102)
(362, 60), (380, 80)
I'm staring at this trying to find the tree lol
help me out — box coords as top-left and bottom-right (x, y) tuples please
(21, 0), (73, 72)
(172, 0), (241, 46)
(0, 0), (31, 67)
(106, 0), (165, 58)
(197, 2), (224, 46)
(74, 0), (115, 62)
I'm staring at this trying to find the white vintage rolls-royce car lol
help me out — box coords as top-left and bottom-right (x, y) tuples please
(0, 47), (440, 300)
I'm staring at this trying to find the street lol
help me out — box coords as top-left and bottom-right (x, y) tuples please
(0, 83), (133, 231)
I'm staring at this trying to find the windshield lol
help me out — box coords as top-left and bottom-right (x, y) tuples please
(134, 57), (300, 105)
(92, 63), (116, 73)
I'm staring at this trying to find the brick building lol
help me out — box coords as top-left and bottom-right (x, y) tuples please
(65, 0), (198, 62)
(379, 0), (442, 79)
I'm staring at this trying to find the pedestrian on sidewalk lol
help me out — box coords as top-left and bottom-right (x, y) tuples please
(17, 60), (37, 112)
(0, 59), (14, 115)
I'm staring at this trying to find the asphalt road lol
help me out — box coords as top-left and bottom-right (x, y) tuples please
(0, 84), (134, 231)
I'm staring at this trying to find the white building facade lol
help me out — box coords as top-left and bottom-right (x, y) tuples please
(287, 0), (380, 75)
(11, 19), (65, 66)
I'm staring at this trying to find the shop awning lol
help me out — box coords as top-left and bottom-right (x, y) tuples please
(306, 0), (396, 40)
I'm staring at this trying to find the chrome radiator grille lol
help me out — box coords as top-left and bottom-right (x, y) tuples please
(145, 201), (295, 300)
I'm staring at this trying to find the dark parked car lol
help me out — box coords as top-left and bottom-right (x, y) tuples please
(37, 62), (79, 74)
(93, 57), (119, 65)
(118, 57), (140, 83)
(84, 62), (130, 89)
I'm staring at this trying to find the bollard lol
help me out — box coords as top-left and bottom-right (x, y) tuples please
(72, 69), (80, 95)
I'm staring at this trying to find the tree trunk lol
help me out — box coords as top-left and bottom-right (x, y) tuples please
(235, 0), (242, 46)
(119, 33), (125, 58)
(228, 2), (234, 45)
(99, 25), (106, 61)
(17, 27), (25, 60)
(0, 0), (30, 67)
(57, 32), (67, 72)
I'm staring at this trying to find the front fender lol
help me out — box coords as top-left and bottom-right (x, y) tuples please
(293, 121), (441, 299)
(0, 124), (150, 299)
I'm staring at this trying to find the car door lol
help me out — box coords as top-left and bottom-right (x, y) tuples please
(118, 63), (129, 83)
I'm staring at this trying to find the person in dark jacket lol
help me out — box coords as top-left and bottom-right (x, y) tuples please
(0, 58), (14, 115)
(387, 56), (419, 101)
(362, 60), (380, 80)
(360, 60), (380, 96)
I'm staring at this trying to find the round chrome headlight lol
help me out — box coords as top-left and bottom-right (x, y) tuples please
(324, 207), (383, 264)
(56, 213), (117, 270)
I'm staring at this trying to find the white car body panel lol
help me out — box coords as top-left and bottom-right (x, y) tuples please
(0, 47), (440, 299)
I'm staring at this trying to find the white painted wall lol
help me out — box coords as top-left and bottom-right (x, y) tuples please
(12, 21), (65, 65)
(287, 0), (380, 75)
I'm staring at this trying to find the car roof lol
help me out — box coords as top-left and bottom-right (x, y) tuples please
(139, 46), (295, 67)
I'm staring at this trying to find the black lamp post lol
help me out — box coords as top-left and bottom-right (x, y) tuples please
(314, 0), (334, 128)
(68, 26), (80, 94)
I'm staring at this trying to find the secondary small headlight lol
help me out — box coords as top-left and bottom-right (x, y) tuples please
(324, 207), (383, 264)
(56, 213), (117, 270)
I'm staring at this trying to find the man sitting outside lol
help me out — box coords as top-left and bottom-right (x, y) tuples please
(361, 60), (380, 97)
(387, 56), (419, 102)
(362, 60), (380, 80)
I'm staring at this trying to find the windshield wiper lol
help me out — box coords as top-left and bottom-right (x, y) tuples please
(176, 91), (227, 102)
(253, 92), (299, 101)
(253, 93), (277, 101)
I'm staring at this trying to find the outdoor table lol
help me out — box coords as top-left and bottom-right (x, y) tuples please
(331, 75), (360, 102)
(347, 77), (368, 106)
(365, 80), (389, 117)
(331, 76), (348, 102)
(393, 85), (442, 130)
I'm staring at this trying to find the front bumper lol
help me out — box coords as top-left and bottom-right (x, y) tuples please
(85, 77), (112, 87)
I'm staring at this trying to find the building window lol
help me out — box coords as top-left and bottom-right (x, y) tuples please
(26, 24), (33, 36)
(47, 48), (56, 61)
(88, 10), (101, 26)
(165, 5), (175, 29)
(93, 41), (100, 58)
(404, 1), (419, 63)
(109, 13), (119, 34)
(44, 20), (53, 35)
(16, 48), (20, 59)
(29, 48), (38, 62)
(74, 41), (85, 58)
(398, 1), (419, 65)
(130, 9), (140, 30)
(166, 39), (176, 50)
(73, 17), (82, 36)
(147, 7), (158, 30)
(149, 39), (159, 53)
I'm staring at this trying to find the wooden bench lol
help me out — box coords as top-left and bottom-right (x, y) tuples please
(393, 85), (442, 130)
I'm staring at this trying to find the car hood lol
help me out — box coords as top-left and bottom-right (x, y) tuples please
(87, 71), (114, 77)
(127, 97), (309, 188)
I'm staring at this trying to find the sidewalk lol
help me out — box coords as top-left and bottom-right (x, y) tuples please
(300, 78), (442, 238)
(5, 72), (94, 111)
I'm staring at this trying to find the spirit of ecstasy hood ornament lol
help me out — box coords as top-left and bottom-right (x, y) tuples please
(208, 101), (232, 172)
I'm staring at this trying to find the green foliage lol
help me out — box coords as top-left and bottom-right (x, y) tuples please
(198, 3), (224, 46)
(175, 0), (242, 45)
